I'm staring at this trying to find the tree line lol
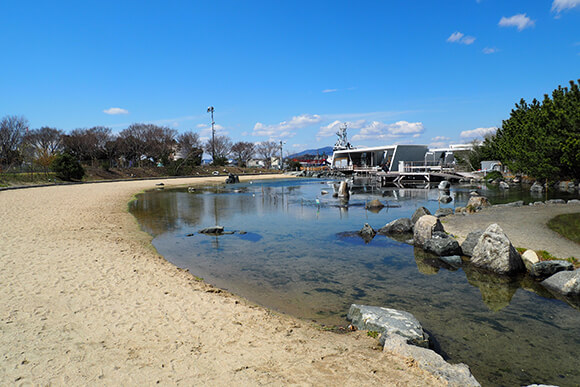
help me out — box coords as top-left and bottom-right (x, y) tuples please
(457, 79), (580, 181)
(0, 118), (284, 177)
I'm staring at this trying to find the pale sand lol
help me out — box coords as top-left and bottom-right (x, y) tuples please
(443, 203), (580, 259)
(0, 175), (443, 386)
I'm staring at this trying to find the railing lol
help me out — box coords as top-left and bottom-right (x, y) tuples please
(400, 161), (456, 173)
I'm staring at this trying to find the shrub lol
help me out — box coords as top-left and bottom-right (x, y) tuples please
(51, 153), (85, 181)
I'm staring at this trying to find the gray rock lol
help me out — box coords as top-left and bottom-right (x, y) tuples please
(546, 199), (566, 204)
(225, 173), (239, 184)
(358, 223), (376, 243)
(541, 269), (580, 296)
(411, 206), (431, 225)
(347, 304), (429, 347)
(494, 200), (524, 208)
(533, 201), (545, 206)
(568, 199), (580, 204)
(435, 208), (453, 218)
(337, 180), (349, 198)
(424, 235), (462, 256)
(558, 181), (575, 192)
(413, 215), (445, 248)
(465, 196), (491, 213)
(440, 255), (463, 268)
(382, 334), (480, 387)
(460, 229), (484, 257)
(379, 218), (413, 234)
(439, 195), (453, 204)
(198, 226), (225, 234)
(499, 181), (510, 189)
(471, 224), (525, 275)
(530, 181), (544, 192)
(438, 180), (451, 190)
(530, 261), (574, 280)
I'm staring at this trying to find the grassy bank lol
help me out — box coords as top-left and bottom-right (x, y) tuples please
(547, 212), (580, 245)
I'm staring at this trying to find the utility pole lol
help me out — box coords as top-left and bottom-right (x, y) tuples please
(207, 106), (215, 162)
(279, 140), (285, 171)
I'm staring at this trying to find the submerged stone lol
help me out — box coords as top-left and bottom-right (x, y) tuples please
(199, 226), (225, 234)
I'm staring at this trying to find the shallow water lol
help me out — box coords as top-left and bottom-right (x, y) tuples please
(130, 178), (580, 386)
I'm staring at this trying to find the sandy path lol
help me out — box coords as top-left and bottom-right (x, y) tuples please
(442, 203), (580, 259)
(0, 176), (442, 386)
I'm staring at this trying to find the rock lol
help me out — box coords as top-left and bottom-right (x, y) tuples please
(434, 208), (453, 218)
(469, 191), (479, 196)
(530, 181), (544, 193)
(546, 199), (565, 204)
(365, 199), (384, 210)
(558, 181), (575, 192)
(494, 200), (524, 208)
(379, 218), (413, 234)
(454, 206), (465, 214)
(533, 201), (545, 206)
(337, 180), (349, 198)
(382, 334), (480, 387)
(358, 223), (376, 243)
(460, 230), (484, 257)
(498, 181), (509, 189)
(198, 226), (224, 234)
(320, 190), (328, 195)
(521, 250), (540, 270)
(440, 255), (463, 268)
(529, 260), (574, 280)
(423, 234), (462, 256)
(470, 224), (525, 275)
(568, 199), (580, 204)
(225, 173), (240, 184)
(413, 215), (445, 248)
(439, 195), (452, 204)
(541, 269), (580, 296)
(438, 180), (450, 190)
(465, 196), (491, 213)
(347, 304), (429, 348)
(411, 206), (431, 225)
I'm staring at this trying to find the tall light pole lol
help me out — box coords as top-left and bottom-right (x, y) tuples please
(279, 140), (285, 171)
(207, 106), (215, 162)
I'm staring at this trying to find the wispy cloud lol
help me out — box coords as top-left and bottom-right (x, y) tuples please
(447, 31), (476, 45)
(460, 127), (497, 139)
(322, 89), (338, 93)
(430, 136), (451, 148)
(482, 47), (499, 54)
(552, 0), (580, 14)
(351, 120), (424, 142)
(499, 14), (535, 31)
(252, 114), (322, 139)
(103, 107), (129, 115)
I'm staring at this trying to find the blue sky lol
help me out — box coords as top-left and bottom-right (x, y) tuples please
(1, 0), (579, 153)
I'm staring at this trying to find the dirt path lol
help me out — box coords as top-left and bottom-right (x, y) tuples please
(442, 203), (580, 259)
(0, 175), (443, 386)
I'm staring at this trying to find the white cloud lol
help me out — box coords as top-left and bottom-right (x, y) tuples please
(103, 107), (129, 115)
(499, 14), (535, 31)
(552, 0), (580, 13)
(322, 89), (338, 93)
(482, 47), (498, 54)
(351, 120), (424, 142)
(197, 123), (228, 137)
(252, 114), (322, 138)
(447, 32), (476, 45)
(316, 119), (366, 140)
(460, 127), (497, 139)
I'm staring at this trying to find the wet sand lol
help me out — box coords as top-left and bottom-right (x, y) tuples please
(0, 176), (442, 386)
(443, 203), (580, 259)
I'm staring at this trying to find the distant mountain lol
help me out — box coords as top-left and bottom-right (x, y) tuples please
(288, 146), (333, 159)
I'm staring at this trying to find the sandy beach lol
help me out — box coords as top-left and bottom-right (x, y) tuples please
(0, 176), (443, 386)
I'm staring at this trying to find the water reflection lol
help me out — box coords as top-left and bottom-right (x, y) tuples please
(130, 179), (580, 386)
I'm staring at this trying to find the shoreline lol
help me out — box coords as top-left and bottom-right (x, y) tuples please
(0, 175), (443, 385)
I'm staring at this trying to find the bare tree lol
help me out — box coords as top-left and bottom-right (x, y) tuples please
(0, 115), (28, 168)
(119, 124), (176, 166)
(230, 141), (255, 167)
(255, 141), (279, 168)
(204, 135), (232, 165)
(173, 131), (203, 174)
(23, 127), (64, 173)
(62, 126), (112, 166)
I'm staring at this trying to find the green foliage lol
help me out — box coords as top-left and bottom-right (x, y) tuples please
(51, 153), (85, 181)
(493, 79), (580, 180)
(454, 137), (498, 171)
(288, 159), (301, 171)
(367, 331), (379, 339)
(485, 170), (503, 181)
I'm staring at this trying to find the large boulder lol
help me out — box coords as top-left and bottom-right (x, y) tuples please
(465, 196), (491, 213)
(358, 223), (376, 243)
(470, 224), (525, 275)
(347, 304), (429, 348)
(460, 230), (484, 257)
(423, 232), (462, 256)
(530, 261), (574, 280)
(382, 335), (480, 387)
(379, 218), (413, 234)
(541, 269), (580, 296)
(413, 215), (444, 248)
(411, 207), (431, 225)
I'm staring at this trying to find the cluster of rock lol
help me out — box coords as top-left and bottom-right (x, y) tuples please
(293, 170), (346, 179)
(225, 173), (240, 184)
(347, 304), (480, 386)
